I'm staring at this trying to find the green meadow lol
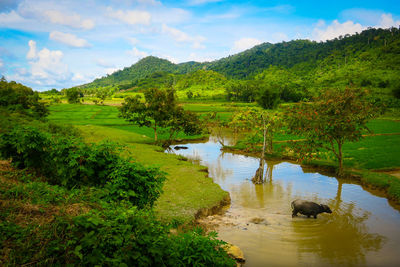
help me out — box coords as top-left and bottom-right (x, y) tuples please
(48, 104), (229, 224)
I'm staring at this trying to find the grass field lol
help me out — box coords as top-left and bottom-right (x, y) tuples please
(48, 104), (229, 224)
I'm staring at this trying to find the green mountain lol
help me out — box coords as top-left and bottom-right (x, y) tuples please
(79, 56), (203, 91)
(78, 27), (400, 100)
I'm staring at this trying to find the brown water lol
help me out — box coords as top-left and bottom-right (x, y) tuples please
(169, 135), (400, 267)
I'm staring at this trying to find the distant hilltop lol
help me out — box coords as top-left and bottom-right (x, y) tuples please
(76, 27), (400, 98)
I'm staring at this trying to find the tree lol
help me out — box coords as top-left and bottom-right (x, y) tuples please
(161, 106), (202, 147)
(119, 88), (201, 144)
(0, 78), (48, 118)
(96, 88), (110, 104)
(229, 108), (281, 184)
(285, 87), (380, 176)
(66, 88), (82, 104)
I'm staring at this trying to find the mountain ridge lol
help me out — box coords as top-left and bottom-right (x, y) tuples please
(77, 27), (400, 92)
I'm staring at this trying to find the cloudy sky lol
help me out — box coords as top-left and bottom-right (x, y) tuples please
(0, 0), (399, 91)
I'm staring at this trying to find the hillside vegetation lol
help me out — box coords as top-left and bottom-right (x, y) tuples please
(75, 28), (400, 104)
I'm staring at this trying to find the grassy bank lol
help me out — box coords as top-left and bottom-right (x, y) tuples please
(48, 104), (229, 224)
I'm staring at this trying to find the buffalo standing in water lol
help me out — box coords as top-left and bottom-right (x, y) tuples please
(291, 199), (332, 219)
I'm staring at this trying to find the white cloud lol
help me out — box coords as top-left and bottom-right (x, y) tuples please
(17, 2), (95, 30)
(43, 10), (95, 30)
(49, 31), (91, 48)
(0, 58), (3, 68)
(127, 47), (148, 58)
(376, 13), (400, 29)
(26, 40), (37, 59)
(161, 24), (206, 49)
(0, 10), (25, 25)
(232, 37), (262, 53)
(107, 7), (151, 25)
(25, 40), (71, 85)
(312, 20), (365, 41)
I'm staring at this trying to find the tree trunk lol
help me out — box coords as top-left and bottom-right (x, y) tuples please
(335, 180), (343, 210)
(154, 124), (158, 142)
(337, 141), (343, 177)
(252, 116), (267, 184)
(252, 159), (265, 184)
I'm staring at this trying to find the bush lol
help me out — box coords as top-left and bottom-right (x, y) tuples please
(169, 228), (236, 266)
(1, 207), (235, 266)
(0, 126), (165, 207)
(104, 160), (166, 208)
(256, 86), (280, 109)
(0, 78), (48, 118)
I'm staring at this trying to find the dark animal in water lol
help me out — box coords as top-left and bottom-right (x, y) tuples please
(174, 146), (188, 150)
(291, 199), (332, 219)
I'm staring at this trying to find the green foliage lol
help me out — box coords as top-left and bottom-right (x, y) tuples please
(285, 87), (381, 176)
(225, 80), (257, 102)
(134, 71), (176, 90)
(65, 88), (82, 104)
(104, 160), (166, 208)
(119, 88), (201, 143)
(1, 204), (235, 266)
(175, 69), (227, 90)
(0, 77), (48, 118)
(0, 125), (165, 206)
(169, 228), (236, 266)
(256, 83), (280, 109)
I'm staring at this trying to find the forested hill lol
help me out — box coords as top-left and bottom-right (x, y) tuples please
(78, 27), (400, 91)
(206, 27), (400, 78)
(80, 56), (202, 90)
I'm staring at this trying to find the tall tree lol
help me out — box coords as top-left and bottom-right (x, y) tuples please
(285, 87), (380, 176)
(229, 108), (281, 184)
(119, 88), (201, 144)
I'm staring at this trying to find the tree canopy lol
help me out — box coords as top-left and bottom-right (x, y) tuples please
(285, 87), (381, 176)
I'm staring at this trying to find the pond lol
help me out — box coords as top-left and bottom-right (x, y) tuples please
(168, 135), (400, 267)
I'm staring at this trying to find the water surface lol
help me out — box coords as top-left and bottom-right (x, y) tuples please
(169, 136), (400, 267)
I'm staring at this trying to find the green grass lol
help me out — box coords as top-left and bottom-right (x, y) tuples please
(343, 134), (400, 170)
(76, 125), (228, 223)
(48, 104), (203, 142)
(47, 104), (228, 224)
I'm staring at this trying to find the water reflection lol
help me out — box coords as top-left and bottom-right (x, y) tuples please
(291, 201), (385, 266)
(168, 136), (400, 266)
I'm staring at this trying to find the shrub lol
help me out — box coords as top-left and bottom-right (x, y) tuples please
(104, 160), (166, 208)
(0, 126), (166, 207)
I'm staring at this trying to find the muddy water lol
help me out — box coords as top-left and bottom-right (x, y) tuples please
(169, 136), (400, 267)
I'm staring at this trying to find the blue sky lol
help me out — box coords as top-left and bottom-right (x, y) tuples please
(0, 0), (399, 91)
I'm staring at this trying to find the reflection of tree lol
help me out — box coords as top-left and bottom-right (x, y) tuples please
(252, 159), (282, 184)
(232, 161), (289, 209)
(335, 180), (343, 211)
(291, 201), (385, 266)
(208, 153), (233, 184)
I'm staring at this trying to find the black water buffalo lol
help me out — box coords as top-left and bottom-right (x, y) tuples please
(291, 199), (332, 219)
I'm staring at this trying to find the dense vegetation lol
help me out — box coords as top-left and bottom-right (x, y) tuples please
(75, 28), (400, 107)
(0, 79), (235, 266)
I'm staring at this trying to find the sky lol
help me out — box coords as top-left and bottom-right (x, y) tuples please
(0, 0), (399, 91)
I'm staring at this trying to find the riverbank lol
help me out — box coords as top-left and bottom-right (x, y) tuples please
(47, 104), (230, 225)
